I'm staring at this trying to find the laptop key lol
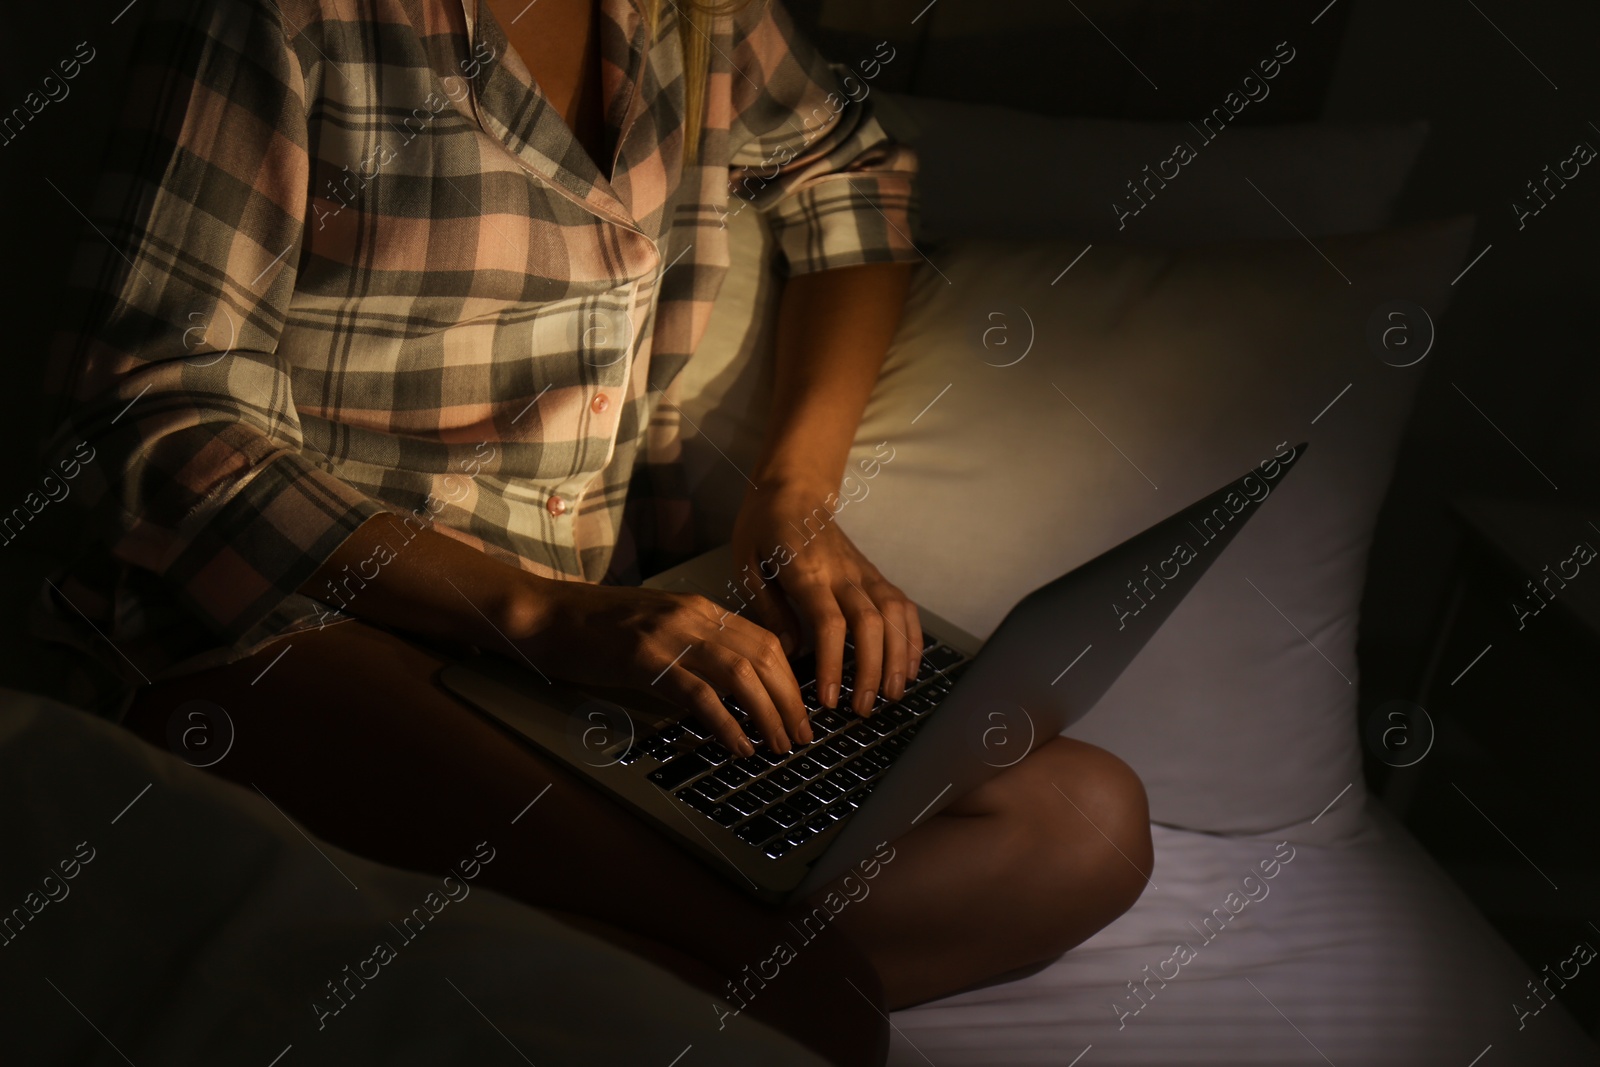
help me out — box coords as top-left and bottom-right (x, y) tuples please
(834, 762), (872, 785)
(770, 768), (804, 792)
(698, 740), (733, 765)
(789, 792), (823, 816)
(648, 751), (714, 791)
(727, 792), (764, 817)
(813, 709), (849, 734)
(862, 715), (898, 738)
(736, 815), (783, 846)
(697, 778), (734, 803)
(826, 801), (856, 820)
(749, 780), (783, 805)
(717, 764), (753, 785)
(819, 765), (859, 787)
(709, 804), (742, 827)
(688, 777), (725, 802)
(764, 838), (794, 859)
(839, 718), (877, 741)
(830, 734), (865, 754)
(792, 757), (828, 779)
(767, 802), (802, 828)
(860, 749), (892, 773)
(810, 778), (845, 803)
(733, 754), (769, 777)
(811, 744), (847, 767)
(804, 811), (837, 831)
(923, 644), (964, 671)
(676, 788), (717, 815)
(786, 825), (816, 846)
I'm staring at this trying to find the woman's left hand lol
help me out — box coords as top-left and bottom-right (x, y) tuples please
(729, 479), (922, 716)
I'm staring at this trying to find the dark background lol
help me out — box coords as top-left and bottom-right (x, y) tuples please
(3, 0), (1596, 1037)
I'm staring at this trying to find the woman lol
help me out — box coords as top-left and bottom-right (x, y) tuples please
(39, 0), (1154, 1061)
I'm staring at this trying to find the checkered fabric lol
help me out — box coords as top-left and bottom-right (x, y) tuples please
(33, 0), (919, 710)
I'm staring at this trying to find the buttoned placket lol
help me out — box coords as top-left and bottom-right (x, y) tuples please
(456, 0), (664, 538)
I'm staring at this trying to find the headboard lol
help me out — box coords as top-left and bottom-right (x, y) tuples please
(786, 0), (1353, 122)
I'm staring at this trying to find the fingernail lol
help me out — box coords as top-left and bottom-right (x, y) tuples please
(887, 673), (903, 699)
(824, 682), (840, 708)
(798, 723), (814, 744)
(740, 739), (756, 757)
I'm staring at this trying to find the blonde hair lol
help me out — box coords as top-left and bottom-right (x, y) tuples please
(641, 0), (756, 164)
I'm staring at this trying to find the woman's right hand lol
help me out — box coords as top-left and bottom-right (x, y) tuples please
(509, 580), (813, 757)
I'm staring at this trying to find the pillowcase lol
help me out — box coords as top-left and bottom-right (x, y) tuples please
(677, 206), (1473, 843)
(869, 92), (1429, 245)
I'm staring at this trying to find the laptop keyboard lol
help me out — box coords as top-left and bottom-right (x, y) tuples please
(629, 633), (970, 859)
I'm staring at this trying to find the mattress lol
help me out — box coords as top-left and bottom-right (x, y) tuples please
(888, 806), (1597, 1066)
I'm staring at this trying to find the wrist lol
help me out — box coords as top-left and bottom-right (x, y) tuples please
(497, 571), (566, 643)
(747, 465), (843, 505)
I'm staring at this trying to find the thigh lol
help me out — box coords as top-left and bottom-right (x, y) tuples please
(122, 619), (887, 1066)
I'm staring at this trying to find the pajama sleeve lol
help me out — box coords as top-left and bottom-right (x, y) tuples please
(41, 0), (387, 649)
(724, 0), (922, 276)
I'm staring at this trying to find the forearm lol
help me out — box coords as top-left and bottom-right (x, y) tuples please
(296, 512), (550, 647)
(753, 261), (913, 493)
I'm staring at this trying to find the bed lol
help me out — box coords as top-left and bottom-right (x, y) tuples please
(4, 1), (1597, 1064)
(663, 21), (1600, 1053)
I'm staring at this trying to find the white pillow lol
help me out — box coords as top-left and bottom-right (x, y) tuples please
(869, 93), (1428, 245)
(678, 207), (1472, 844)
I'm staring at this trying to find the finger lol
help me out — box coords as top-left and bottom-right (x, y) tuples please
(743, 570), (804, 657)
(903, 600), (925, 684)
(658, 663), (754, 758)
(712, 616), (811, 747)
(689, 641), (793, 756)
(839, 582), (884, 716)
(790, 584), (848, 709)
(874, 588), (911, 703)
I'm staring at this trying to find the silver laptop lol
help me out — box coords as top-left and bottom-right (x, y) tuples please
(440, 445), (1306, 904)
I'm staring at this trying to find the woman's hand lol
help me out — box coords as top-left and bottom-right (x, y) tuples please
(730, 479), (922, 716)
(510, 579), (812, 757)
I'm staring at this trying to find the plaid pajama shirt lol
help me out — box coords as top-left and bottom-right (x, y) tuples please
(35, 0), (919, 712)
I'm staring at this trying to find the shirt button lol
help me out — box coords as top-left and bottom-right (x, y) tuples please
(590, 392), (610, 414)
(545, 493), (567, 517)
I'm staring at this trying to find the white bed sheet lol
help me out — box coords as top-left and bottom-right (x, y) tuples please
(888, 806), (1596, 1066)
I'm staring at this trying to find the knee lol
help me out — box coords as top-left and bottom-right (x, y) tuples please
(1026, 739), (1154, 921)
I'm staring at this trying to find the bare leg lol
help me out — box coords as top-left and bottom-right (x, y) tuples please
(124, 621), (1154, 1047)
(813, 737), (1155, 1010)
(122, 621), (888, 1067)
